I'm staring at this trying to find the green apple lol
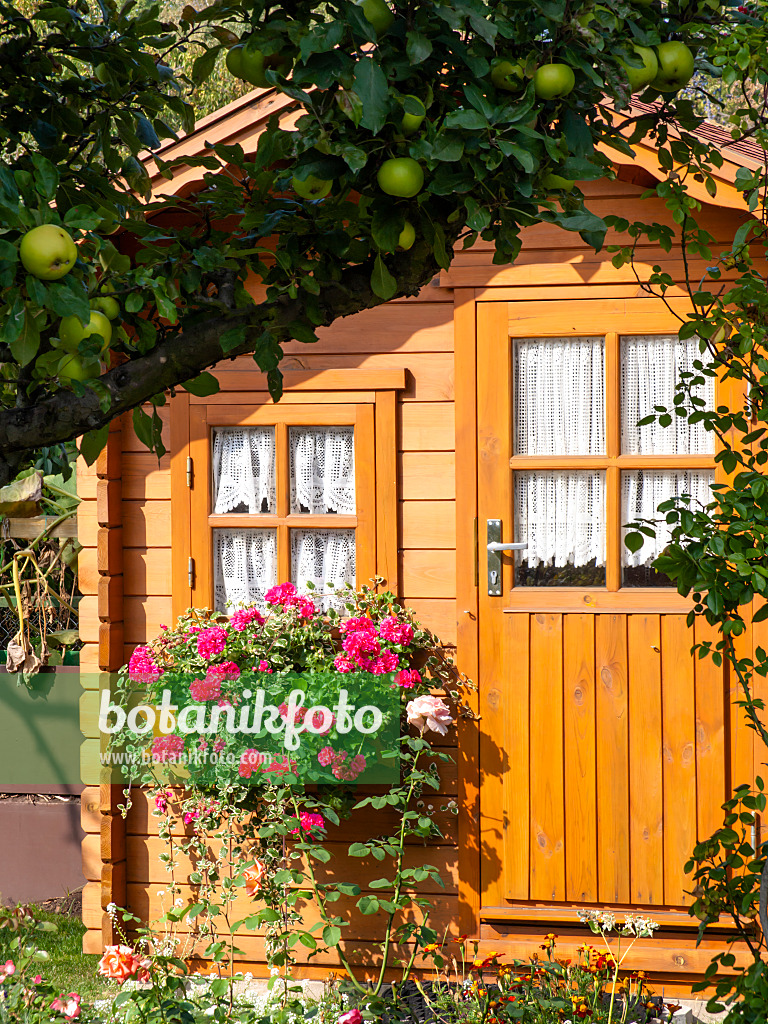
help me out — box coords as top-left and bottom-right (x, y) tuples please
(236, 39), (292, 87)
(361, 0), (394, 34)
(291, 174), (333, 200)
(19, 225), (78, 280)
(397, 221), (416, 250)
(651, 41), (695, 93)
(377, 158), (424, 198)
(401, 96), (426, 135)
(542, 171), (576, 192)
(58, 310), (112, 353)
(57, 352), (101, 384)
(618, 44), (659, 92)
(533, 63), (576, 99)
(225, 44), (244, 78)
(491, 58), (525, 92)
(91, 295), (120, 320)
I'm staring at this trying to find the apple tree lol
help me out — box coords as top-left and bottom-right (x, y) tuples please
(0, 0), (739, 485)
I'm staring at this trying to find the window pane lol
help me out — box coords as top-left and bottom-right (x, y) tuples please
(514, 471), (606, 587)
(289, 427), (355, 514)
(291, 529), (355, 609)
(621, 470), (714, 585)
(212, 428), (275, 513)
(621, 335), (715, 455)
(213, 529), (276, 612)
(514, 337), (605, 455)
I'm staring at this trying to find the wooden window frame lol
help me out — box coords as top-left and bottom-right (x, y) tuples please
(170, 371), (404, 622)
(495, 299), (739, 614)
(508, 330), (716, 601)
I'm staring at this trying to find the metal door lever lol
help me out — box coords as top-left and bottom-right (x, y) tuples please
(487, 541), (528, 552)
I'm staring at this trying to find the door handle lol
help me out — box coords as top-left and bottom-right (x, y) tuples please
(486, 520), (527, 596)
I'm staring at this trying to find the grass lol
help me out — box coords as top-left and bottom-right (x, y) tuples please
(0, 904), (112, 1003)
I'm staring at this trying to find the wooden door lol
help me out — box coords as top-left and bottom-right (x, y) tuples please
(476, 300), (748, 921)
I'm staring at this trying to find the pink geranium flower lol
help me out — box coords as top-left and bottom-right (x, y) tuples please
(334, 654), (355, 673)
(339, 617), (377, 635)
(206, 661), (240, 682)
(196, 626), (229, 660)
(265, 582), (297, 606)
(379, 616), (414, 646)
(395, 669), (421, 689)
(230, 607), (265, 631)
(127, 645), (161, 684)
(150, 735), (185, 762)
(190, 677), (221, 701)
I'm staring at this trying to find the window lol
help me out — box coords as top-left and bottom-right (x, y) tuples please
(185, 403), (379, 614)
(510, 333), (715, 590)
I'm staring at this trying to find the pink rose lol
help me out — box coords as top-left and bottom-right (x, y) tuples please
(51, 993), (81, 1020)
(406, 695), (454, 736)
(338, 1011), (363, 1024)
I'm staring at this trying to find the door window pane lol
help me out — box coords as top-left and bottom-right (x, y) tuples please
(291, 529), (356, 609)
(514, 471), (606, 587)
(621, 335), (715, 455)
(289, 427), (355, 514)
(621, 470), (714, 586)
(514, 338), (605, 455)
(213, 529), (277, 611)
(212, 428), (276, 513)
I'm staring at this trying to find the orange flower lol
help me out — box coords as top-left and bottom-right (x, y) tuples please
(423, 943), (440, 953)
(97, 945), (149, 985)
(243, 860), (266, 897)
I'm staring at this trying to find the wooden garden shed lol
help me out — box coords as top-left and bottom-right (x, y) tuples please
(77, 87), (766, 991)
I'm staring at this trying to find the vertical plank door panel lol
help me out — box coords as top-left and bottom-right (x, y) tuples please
(595, 615), (630, 904)
(529, 613), (566, 902)
(694, 617), (727, 844)
(661, 615), (697, 906)
(628, 615), (664, 905)
(563, 614), (597, 904)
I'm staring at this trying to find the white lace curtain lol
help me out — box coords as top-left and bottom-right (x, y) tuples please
(622, 470), (714, 567)
(289, 427), (355, 513)
(213, 529), (277, 611)
(212, 428), (276, 513)
(513, 335), (714, 569)
(292, 529), (356, 611)
(515, 471), (606, 568)
(211, 426), (356, 611)
(621, 335), (714, 455)
(514, 338), (605, 455)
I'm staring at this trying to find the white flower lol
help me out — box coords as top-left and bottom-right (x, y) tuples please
(106, 902), (117, 917)
(406, 695), (453, 736)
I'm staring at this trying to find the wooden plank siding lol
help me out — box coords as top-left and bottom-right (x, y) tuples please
(77, 166), (758, 985)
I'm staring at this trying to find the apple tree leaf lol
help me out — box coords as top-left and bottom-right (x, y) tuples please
(9, 306), (40, 366)
(406, 31), (432, 64)
(181, 372), (220, 397)
(79, 424), (110, 467)
(371, 255), (397, 300)
(353, 59), (390, 135)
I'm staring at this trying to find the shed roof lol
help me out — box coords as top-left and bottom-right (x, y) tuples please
(143, 85), (761, 212)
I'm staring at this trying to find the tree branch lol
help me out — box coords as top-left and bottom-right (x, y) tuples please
(0, 237), (451, 484)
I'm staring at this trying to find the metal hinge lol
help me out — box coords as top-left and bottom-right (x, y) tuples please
(188, 557), (195, 589)
(186, 456), (193, 488)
